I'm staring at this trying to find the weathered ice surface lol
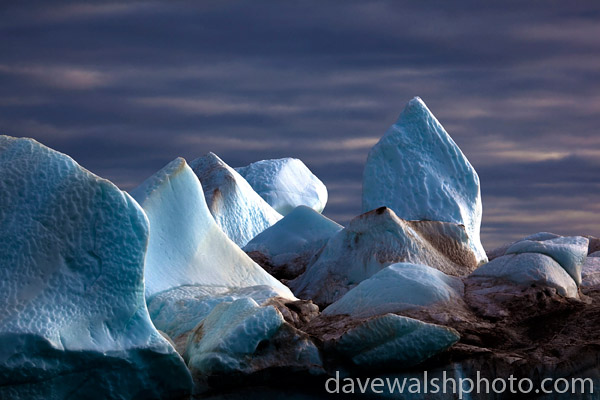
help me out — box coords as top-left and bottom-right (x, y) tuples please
(505, 236), (588, 286)
(189, 152), (282, 247)
(183, 297), (323, 382)
(289, 207), (478, 307)
(130, 157), (294, 300)
(362, 97), (486, 264)
(244, 205), (343, 280)
(334, 314), (460, 368)
(236, 158), (328, 215)
(470, 253), (578, 298)
(184, 298), (285, 375)
(323, 263), (464, 319)
(147, 284), (282, 352)
(0, 136), (192, 400)
(582, 256), (600, 288)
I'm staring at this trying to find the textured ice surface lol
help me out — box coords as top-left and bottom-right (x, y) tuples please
(184, 298), (284, 375)
(323, 263), (464, 318)
(148, 284), (281, 343)
(582, 257), (600, 288)
(289, 207), (477, 307)
(335, 314), (460, 368)
(505, 236), (588, 286)
(236, 158), (328, 215)
(522, 232), (562, 242)
(0, 136), (192, 399)
(471, 253), (578, 298)
(189, 152), (282, 247)
(244, 205), (343, 277)
(131, 157), (294, 300)
(362, 97), (486, 264)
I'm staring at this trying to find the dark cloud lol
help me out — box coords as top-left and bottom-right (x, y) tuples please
(1, 0), (600, 250)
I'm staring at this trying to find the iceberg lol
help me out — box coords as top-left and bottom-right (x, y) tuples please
(470, 253), (578, 298)
(147, 284), (282, 351)
(505, 236), (588, 286)
(130, 157), (294, 300)
(236, 157), (328, 215)
(184, 298), (285, 375)
(0, 136), (192, 399)
(188, 152), (282, 247)
(335, 314), (460, 368)
(323, 263), (464, 319)
(289, 207), (478, 307)
(362, 97), (486, 264)
(244, 205), (343, 279)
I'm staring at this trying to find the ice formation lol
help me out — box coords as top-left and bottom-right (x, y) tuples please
(184, 298), (285, 375)
(505, 236), (588, 286)
(362, 97), (486, 264)
(130, 157), (294, 300)
(244, 205), (343, 279)
(335, 314), (460, 368)
(323, 263), (464, 318)
(0, 136), (192, 399)
(188, 152), (282, 247)
(582, 257), (600, 288)
(147, 284), (282, 350)
(470, 253), (578, 298)
(289, 207), (478, 307)
(236, 157), (328, 215)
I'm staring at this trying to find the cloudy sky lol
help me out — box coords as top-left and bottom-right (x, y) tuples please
(2, 1), (599, 249)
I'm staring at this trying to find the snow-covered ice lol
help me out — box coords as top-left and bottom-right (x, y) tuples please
(470, 253), (578, 298)
(0, 136), (192, 399)
(244, 205), (343, 279)
(323, 263), (464, 318)
(289, 207), (478, 306)
(505, 236), (588, 286)
(184, 298), (285, 375)
(130, 157), (294, 300)
(362, 97), (487, 264)
(335, 314), (460, 368)
(236, 157), (328, 215)
(189, 152), (282, 247)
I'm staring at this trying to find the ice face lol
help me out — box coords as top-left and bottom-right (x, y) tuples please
(582, 257), (600, 288)
(130, 157), (294, 300)
(245, 205), (342, 258)
(184, 298), (285, 375)
(147, 284), (282, 347)
(0, 136), (192, 399)
(362, 97), (486, 264)
(236, 157), (328, 215)
(289, 207), (477, 307)
(244, 205), (343, 278)
(323, 263), (464, 318)
(335, 314), (460, 368)
(505, 236), (588, 286)
(189, 152), (282, 247)
(470, 253), (578, 298)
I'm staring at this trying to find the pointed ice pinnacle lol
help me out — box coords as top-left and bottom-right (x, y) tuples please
(362, 97), (487, 264)
(189, 152), (282, 247)
(130, 157), (294, 300)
